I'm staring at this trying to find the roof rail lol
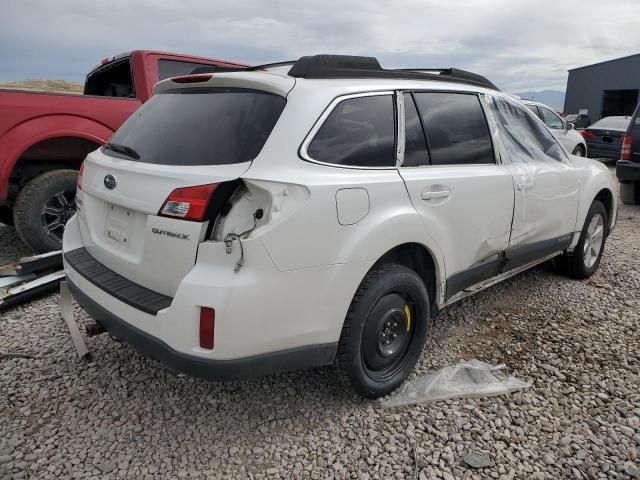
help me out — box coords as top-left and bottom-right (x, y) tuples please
(287, 55), (499, 90)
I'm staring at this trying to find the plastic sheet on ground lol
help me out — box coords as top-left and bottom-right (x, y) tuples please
(381, 359), (531, 408)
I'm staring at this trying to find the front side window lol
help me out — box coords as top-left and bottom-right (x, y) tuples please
(487, 96), (566, 163)
(539, 107), (564, 130)
(413, 92), (495, 165)
(306, 95), (396, 167)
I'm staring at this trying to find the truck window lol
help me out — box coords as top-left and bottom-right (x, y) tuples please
(84, 58), (135, 98)
(158, 60), (226, 80)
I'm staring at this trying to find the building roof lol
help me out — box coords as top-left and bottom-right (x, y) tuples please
(569, 53), (640, 72)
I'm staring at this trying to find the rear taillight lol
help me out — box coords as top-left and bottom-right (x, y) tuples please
(621, 134), (632, 161)
(581, 130), (597, 140)
(159, 183), (218, 221)
(77, 162), (85, 190)
(199, 307), (215, 349)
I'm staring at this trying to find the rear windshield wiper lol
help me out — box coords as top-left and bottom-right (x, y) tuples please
(103, 142), (140, 160)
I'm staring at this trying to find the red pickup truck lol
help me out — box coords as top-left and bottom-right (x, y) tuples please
(0, 50), (244, 252)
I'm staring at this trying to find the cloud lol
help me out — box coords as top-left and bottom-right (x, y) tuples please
(1, 0), (639, 92)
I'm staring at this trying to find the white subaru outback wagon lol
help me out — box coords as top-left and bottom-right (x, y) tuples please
(63, 55), (617, 398)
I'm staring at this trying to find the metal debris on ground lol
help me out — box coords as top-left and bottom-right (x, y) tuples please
(0, 250), (63, 309)
(59, 281), (89, 359)
(381, 359), (531, 408)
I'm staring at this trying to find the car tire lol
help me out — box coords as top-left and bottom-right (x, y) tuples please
(554, 200), (608, 279)
(13, 170), (78, 253)
(0, 205), (14, 226)
(620, 182), (639, 205)
(571, 145), (586, 157)
(335, 263), (431, 399)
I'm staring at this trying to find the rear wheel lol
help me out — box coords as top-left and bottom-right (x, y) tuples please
(554, 200), (608, 279)
(13, 170), (77, 253)
(620, 182), (639, 205)
(335, 263), (431, 398)
(571, 145), (585, 157)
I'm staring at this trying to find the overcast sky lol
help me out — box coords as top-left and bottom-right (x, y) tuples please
(1, 0), (639, 93)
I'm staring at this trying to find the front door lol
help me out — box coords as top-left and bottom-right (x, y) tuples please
(397, 91), (514, 301)
(485, 95), (580, 271)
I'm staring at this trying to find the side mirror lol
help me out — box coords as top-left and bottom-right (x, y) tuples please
(565, 122), (574, 131)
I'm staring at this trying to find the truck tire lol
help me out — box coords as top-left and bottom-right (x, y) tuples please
(554, 200), (608, 279)
(0, 206), (13, 226)
(335, 263), (431, 398)
(620, 182), (639, 205)
(13, 170), (77, 253)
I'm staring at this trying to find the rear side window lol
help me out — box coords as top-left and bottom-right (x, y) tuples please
(413, 92), (495, 165)
(403, 94), (430, 167)
(105, 88), (286, 166)
(307, 95), (396, 167)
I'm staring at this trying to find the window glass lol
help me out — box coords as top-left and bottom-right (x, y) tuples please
(307, 95), (396, 167)
(106, 88), (286, 166)
(158, 60), (222, 80)
(539, 107), (564, 129)
(487, 96), (566, 163)
(413, 93), (494, 165)
(525, 104), (542, 119)
(403, 94), (430, 166)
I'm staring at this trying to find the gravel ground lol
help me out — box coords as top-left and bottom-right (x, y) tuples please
(1, 181), (639, 479)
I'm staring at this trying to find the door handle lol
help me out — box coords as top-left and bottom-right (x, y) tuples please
(421, 189), (450, 200)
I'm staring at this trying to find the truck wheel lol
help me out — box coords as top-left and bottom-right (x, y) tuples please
(335, 263), (431, 399)
(554, 200), (608, 279)
(0, 206), (13, 226)
(620, 182), (639, 205)
(13, 170), (77, 253)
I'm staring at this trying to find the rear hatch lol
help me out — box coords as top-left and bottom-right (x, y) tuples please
(75, 79), (288, 297)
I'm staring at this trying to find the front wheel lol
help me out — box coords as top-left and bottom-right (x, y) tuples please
(335, 263), (431, 398)
(13, 170), (77, 253)
(572, 145), (586, 157)
(554, 200), (608, 279)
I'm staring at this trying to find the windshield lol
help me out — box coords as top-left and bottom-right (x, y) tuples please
(590, 116), (630, 131)
(105, 88), (286, 165)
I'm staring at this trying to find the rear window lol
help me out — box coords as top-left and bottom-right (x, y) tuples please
(590, 117), (631, 131)
(105, 88), (286, 166)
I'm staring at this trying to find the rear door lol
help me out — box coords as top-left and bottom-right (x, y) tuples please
(76, 87), (287, 297)
(398, 91), (514, 301)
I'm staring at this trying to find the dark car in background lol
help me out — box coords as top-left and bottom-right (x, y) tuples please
(564, 113), (591, 129)
(581, 116), (631, 162)
(617, 106), (640, 204)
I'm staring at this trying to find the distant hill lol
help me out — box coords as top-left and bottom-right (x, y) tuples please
(514, 90), (565, 112)
(0, 79), (83, 94)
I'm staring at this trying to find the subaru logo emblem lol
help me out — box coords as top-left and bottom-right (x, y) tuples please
(104, 174), (117, 190)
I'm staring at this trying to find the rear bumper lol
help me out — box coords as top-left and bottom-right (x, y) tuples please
(67, 279), (336, 380)
(616, 160), (640, 182)
(586, 144), (621, 160)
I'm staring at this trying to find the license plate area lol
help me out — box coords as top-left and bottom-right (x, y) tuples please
(105, 203), (132, 245)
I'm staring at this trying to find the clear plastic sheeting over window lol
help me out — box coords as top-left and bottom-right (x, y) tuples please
(381, 360), (531, 408)
(487, 96), (566, 163)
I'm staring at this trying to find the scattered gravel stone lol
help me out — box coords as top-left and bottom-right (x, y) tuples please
(1, 172), (638, 479)
(464, 451), (493, 469)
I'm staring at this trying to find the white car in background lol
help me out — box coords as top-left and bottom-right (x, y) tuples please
(63, 55), (617, 398)
(524, 100), (588, 157)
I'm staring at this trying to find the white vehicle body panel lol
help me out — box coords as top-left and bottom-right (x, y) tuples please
(63, 65), (618, 375)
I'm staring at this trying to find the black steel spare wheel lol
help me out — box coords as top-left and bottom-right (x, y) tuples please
(336, 263), (431, 398)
